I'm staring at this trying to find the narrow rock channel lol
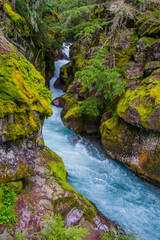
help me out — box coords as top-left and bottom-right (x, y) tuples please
(43, 43), (160, 240)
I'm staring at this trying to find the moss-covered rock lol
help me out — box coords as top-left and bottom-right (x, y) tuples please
(60, 95), (100, 135)
(8, 146), (115, 239)
(51, 1), (160, 188)
(117, 74), (160, 132)
(3, 1), (29, 37)
(122, 62), (144, 79)
(144, 61), (160, 76)
(0, 36), (52, 184)
(6, 180), (23, 194)
(0, 36), (52, 142)
(100, 115), (160, 187)
(54, 62), (74, 91)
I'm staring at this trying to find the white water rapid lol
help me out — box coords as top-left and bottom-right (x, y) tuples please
(43, 43), (160, 240)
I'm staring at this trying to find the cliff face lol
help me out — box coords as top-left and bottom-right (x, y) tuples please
(53, 1), (160, 187)
(0, 35), (53, 185)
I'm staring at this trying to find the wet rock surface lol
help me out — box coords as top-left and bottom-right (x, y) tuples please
(1, 146), (114, 239)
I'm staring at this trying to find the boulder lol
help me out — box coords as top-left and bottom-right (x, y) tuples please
(144, 61), (160, 76)
(123, 62), (144, 79)
(117, 74), (160, 132)
(54, 62), (74, 91)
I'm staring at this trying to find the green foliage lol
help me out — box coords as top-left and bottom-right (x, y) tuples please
(39, 214), (88, 240)
(15, 229), (28, 240)
(15, 0), (62, 49)
(15, 214), (88, 240)
(0, 185), (17, 226)
(79, 97), (100, 117)
(76, 45), (125, 101)
(53, 4), (96, 38)
(74, 18), (108, 46)
(50, 0), (97, 13)
(137, 10), (160, 37)
(101, 228), (139, 240)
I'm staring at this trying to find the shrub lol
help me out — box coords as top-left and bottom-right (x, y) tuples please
(0, 185), (17, 226)
(15, 214), (88, 240)
(79, 97), (100, 117)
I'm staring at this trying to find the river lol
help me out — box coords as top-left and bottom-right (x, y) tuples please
(43, 43), (160, 240)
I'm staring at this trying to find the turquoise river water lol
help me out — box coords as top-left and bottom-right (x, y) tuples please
(43, 43), (160, 240)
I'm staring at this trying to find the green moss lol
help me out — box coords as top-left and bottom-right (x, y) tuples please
(38, 147), (96, 210)
(53, 196), (85, 216)
(63, 103), (80, 119)
(130, 164), (145, 176)
(116, 46), (136, 68)
(6, 181), (23, 194)
(140, 37), (160, 46)
(130, 164), (160, 187)
(3, 2), (29, 36)
(0, 161), (34, 184)
(146, 148), (160, 176)
(60, 62), (73, 87)
(4, 2), (23, 22)
(16, 164), (33, 180)
(62, 94), (77, 107)
(100, 115), (119, 138)
(144, 61), (160, 72)
(116, 75), (160, 129)
(38, 147), (74, 192)
(136, 10), (160, 37)
(73, 53), (86, 70)
(83, 207), (96, 224)
(0, 38), (52, 141)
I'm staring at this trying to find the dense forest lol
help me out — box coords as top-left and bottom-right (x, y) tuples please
(0, 0), (160, 239)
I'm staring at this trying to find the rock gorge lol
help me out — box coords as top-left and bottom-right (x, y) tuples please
(0, 1), (115, 239)
(0, 0), (160, 239)
(54, 1), (160, 188)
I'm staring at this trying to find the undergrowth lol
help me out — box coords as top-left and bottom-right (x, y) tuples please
(0, 185), (17, 226)
(101, 228), (139, 240)
(15, 214), (88, 240)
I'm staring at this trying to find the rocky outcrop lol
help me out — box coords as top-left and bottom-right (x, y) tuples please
(53, 2), (160, 187)
(53, 93), (101, 136)
(0, 145), (115, 239)
(0, 35), (52, 184)
(100, 116), (160, 187)
(54, 62), (74, 91)
(9, 146), (114, 239)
